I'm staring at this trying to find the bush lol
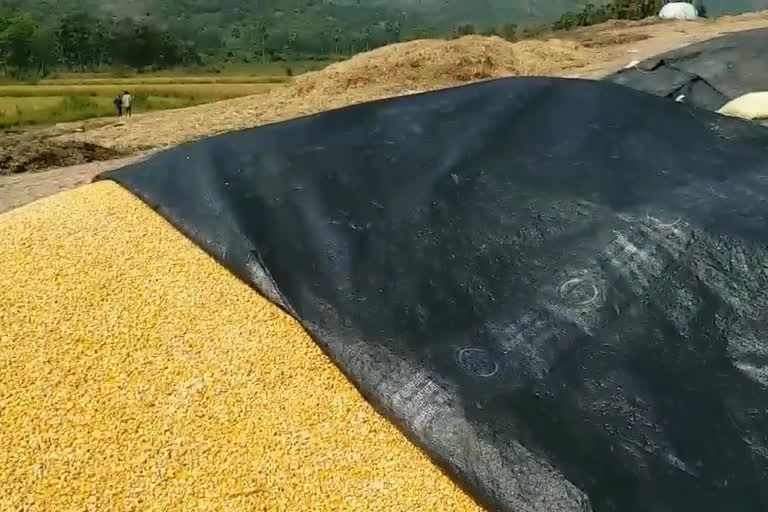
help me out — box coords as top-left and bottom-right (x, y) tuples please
(520, 24), (549, 39)
(56, 95), (99, 114)
(456, 24), (476, 37)
(499, 23), (518, 41)
(551, 0), (665, 31)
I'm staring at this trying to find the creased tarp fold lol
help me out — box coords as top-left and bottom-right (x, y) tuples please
(100, 76), (768, 512)
(606, 28), (768, 111)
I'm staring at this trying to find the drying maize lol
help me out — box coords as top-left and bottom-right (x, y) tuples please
(0, 181), (482, 512)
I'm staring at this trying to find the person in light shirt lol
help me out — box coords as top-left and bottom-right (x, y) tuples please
(122, 91), (133, 117)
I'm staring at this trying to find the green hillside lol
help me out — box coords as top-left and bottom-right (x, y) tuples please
(1, 0), (601, 55)
(0, 0), (765, 77)
(0, 0), (603, 76)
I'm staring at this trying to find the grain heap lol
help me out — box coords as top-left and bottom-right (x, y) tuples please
(65, 35), (591, 150)
(0, 182), (482, 511)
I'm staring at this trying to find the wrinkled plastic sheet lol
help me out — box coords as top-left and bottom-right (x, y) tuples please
(605, 28), (768, 111)
(100, 77), (768, 512)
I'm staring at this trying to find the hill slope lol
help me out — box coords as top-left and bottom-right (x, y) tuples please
(4, 0), (767, 31)
(2, 0), (596, 32)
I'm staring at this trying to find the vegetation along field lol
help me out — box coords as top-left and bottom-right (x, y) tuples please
(0, 74), (294, 129)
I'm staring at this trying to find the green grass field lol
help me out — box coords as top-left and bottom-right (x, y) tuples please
(0, 81), (285, 129)
(0, 82), (277, 99)
(0, 61), (338, 129)
(0, 94), (204, 128)
(0, 81), (280, 129)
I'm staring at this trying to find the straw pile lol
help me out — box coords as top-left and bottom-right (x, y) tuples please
(64, 36), (591, 150)
(286, 35), (588, 99)
(0, 181), (482, 511)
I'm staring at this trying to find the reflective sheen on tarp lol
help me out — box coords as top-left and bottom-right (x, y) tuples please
(101, 77), (768, 512)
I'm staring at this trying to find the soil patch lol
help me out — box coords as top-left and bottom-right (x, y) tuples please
(0, 133), (123, 175)
(580, 32), (651, 48)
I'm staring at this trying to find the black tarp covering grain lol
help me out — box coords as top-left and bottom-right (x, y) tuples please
(606, 28), (768, 112)
(101, 77), (768, 512)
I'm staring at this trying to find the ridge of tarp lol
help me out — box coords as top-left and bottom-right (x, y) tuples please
(605, 28), (768, 111)
(99, 76), (768, 512)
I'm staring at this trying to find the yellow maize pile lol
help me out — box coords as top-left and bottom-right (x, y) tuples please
(0, 181), (482, 512)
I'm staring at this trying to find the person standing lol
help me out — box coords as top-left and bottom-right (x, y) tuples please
(122, 91), (133, 117)
(113, 95), (123, 117)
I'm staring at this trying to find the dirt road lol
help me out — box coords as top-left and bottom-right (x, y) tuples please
(0, 152), (154, 215)
(3, 11), (768, 215)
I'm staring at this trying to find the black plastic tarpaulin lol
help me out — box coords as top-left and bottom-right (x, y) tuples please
(605, 28), (768, 112)
(100, 77), (768, 512)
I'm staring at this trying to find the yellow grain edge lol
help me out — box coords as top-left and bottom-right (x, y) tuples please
(0, 181), (482, 512)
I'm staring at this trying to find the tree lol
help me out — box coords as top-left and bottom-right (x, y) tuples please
(384, 20), (401, 44)
(392, 20), (401, 42)
(333, 27), (341, 55)
(456, 23), (475, 36)
(30, 23), (58, 75)
(257, 21), (268, 64)
(552, 11), (578, 30)
(0, 12), (36, 73)
(57, 12), (99, 71)
(0, 11), (60, 77)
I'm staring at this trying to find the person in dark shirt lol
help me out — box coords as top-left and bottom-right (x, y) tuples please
(114, 95), (123, 117)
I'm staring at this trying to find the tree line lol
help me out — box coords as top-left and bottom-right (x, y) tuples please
(0, 9), (439, 75)
(0, 11), (200, 77)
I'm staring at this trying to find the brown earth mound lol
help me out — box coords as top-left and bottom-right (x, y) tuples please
(0, 133), (122, 175)
(62, 36), (592, 150)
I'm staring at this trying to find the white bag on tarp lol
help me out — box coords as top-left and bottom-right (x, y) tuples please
(658, 2), (699, 20)
(717, 92), (768, 120)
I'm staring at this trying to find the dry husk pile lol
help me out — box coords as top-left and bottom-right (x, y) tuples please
(66, 36), (591, 150)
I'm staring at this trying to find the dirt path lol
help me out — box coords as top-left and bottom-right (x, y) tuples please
(560, 11), (768, 77)
(0, 152), (154, 215)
